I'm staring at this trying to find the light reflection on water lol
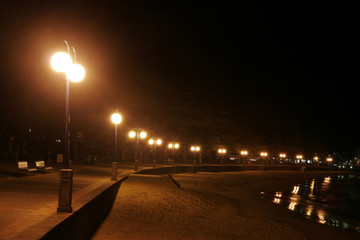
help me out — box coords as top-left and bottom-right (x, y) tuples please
(264, 174), (360, 233)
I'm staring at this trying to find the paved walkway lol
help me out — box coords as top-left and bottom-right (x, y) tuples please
(0, 162), (150, 240)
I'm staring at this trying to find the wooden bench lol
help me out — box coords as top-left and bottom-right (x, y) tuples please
(18, 161), (37, 173)
(35, 161), (53, 172)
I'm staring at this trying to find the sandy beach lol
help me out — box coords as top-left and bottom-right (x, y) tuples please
(92, 171), (359, 240)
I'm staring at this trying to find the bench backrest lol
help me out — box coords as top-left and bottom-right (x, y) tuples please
(35, 161), (45, 168)
(18, 161), (29, 170)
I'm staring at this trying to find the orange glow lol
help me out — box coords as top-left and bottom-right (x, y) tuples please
(111, 113), (122, 124)
(218, 148), (226, 154)
(279, 153), (286, 158)
(240, 150), (248, 156)
(51, 52), (72, 72)
(191, 146), (201, 152)
(66, 63), (85, 82)
(260, 152), (268, 157)
(140, 131), (147, 139)
(129, 131), (136, 138)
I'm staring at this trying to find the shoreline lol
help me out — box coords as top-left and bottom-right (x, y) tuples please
(93, 171), (359, 240)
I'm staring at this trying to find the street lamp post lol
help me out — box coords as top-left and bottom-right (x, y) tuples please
(168, 143), (180, 164)
(260, 152), (268, 165)
(51, 41), (85, 213)
(326, 156), (333, 166)
(190, 145), (201, 164)
(111, 112), (122, 162)
(149, 138), (162, 166)
(296, 154), (303, 165)
(218, 148), (227, 164)
(129, 129), (147, 163)
(240, 150), (248, 164)
(111, 112), (122, 181)
(279, 153), (286, 165)
(313, 155), (319, 167)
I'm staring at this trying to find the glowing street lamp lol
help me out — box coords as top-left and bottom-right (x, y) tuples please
(218, 148), (227, 164)
(241, 150), (248, 156)
(190, 145), (201, 164)
(326, 157), (333, 162)
(240, 150), (248, 164)
(279, 153), (286, 165)
(51, 41), (85, 213)
(296, 154), (303, 164)
(129, 128), (147, 163)
(168, 142), (180, 164)
(111, 112), (122, 162)
(50, 41), (85, 169)
(260, 152), (268, 157)
(148, 137), (162, 163)
(260, 152), (268, 165)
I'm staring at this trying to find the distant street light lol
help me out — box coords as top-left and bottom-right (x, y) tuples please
(279, 153), (286, 165)
(296, 154), (303, 164)
(190, 145), (201, 164)
(313, 155), (319, 167)
(218, 148), (227, 164)
(260, 152), (268, 165)
(111, 112), (122, 162)
(240, 150), (248, 164)
(51, 40), (85, 213)
(148, 138), (162, 164)
(326, 156), (333, 166)
(168, 142), (180, 164)
(129, 129), (147, 163)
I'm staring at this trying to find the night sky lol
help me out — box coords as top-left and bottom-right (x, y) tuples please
(0, 1), (357, 156)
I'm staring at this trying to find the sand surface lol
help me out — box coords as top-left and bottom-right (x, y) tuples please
(92, 171), (359, 240)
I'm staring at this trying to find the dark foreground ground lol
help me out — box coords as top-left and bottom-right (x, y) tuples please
(93, 171), (359, 240)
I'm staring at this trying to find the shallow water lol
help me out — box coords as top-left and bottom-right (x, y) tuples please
(263, 174), (360, 233)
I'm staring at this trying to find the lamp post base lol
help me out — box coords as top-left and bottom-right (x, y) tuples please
(57, 169), (73, 213)
(111, 162), (118, 181)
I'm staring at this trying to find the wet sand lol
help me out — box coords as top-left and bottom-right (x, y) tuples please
(92, 171), (359, 240)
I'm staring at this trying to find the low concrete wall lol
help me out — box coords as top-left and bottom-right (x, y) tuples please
(136, 165), (339, 175)
(40, 177), (127, 240)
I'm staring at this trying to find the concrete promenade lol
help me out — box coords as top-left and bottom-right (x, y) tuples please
(0, 162), (146, 240)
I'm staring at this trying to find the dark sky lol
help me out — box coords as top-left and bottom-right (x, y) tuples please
(0, 0), (357, 155)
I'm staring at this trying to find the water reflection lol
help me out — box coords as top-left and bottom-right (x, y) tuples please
(265, 175), (360, 234)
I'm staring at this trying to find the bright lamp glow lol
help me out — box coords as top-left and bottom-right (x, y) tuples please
(129, 131), (136, 138)
(260, 152), (268, 157)
(241, 150), (248, 156)
(111, 113), (122, 124)
(149, 139), (154, 145)
(174, 143), (179, 149)
(195, 146), (200, 151)
(66, 63), (85, 82)
(156, 139), (162, 145)
(168, 143), (173, 149)
(51, 52), (72, 72)
(140, 131), (147, 139)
